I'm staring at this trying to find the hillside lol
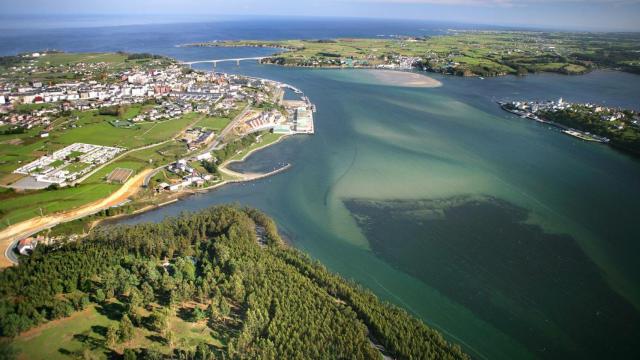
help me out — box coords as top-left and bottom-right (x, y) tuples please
(0, 206), (468, 359)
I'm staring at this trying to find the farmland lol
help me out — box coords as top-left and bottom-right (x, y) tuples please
(193, 31), (640, 76)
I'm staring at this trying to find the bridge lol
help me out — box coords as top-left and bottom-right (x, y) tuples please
(180, 56), (268, 68)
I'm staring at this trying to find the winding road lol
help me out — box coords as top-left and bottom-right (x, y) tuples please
(0, 169), (152, 268)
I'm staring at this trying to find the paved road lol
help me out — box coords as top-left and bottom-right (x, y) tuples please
(0, 169), (151, 268)
(204, 104), (251, 153)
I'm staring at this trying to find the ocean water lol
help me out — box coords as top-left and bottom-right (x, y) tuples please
(2, 18), (640, 359)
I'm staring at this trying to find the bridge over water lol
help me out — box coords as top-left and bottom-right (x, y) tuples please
(180, 56), (268, 67)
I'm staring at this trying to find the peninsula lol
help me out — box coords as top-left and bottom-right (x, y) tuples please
(185, 31), (640, 77)
(0, 205), (469, 359)
(499, 98), (640, 156)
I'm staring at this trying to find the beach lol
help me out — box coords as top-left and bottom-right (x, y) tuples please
(365, 69), (443, 87)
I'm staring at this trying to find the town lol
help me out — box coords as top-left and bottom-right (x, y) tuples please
(0, 51), (315, 193)
(499, 98), (640, 150)
(0, 50), (316, 246)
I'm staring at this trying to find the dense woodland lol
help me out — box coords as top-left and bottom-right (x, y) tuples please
(0, 206), (468, 359)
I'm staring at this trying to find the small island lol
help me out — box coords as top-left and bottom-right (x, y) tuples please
(184, 31), (640, 77)
(499, 98), (640, 156)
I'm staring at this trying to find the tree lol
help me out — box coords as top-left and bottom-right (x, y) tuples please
(93, 288), (106, 303)
(141, 282), (155, 304)
(150, 309), (169, 334)
(119, 314), (134, 342)
(0, 340), (17, 360)
(105, 324), (118, 347)
(191, 307), (207, 322)
(128, 288), (143, 309)
(219, 297), (230, 319)
(123, 348), (137, 360)
(165, 330), (175, 349)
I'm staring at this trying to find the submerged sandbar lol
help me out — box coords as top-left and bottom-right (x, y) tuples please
(365, 69), (442, 88)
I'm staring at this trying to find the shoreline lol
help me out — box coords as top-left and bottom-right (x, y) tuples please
(0, 133), (294, 267)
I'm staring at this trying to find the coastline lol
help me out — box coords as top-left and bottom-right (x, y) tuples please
(0, 132), (294, 267)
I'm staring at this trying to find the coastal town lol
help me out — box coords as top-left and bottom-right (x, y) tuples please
(0, 51), (315, 259)
(499, 98), (640, 153)
(0, 51), (314, 191)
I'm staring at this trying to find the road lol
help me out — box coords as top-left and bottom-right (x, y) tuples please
(74, 114), (205, 186)
(1, 108), (249, 267)
(0, 169), (152, 268)
(204, 104), (252, 153)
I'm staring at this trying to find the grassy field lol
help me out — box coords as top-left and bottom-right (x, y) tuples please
(194, 116), (232, 132)
(0, 111), (203, 228)
(13, 303), (223, 359)
(204, 32), (640, 76)
(13, 306), (114, 360)
(0, 183), (120, 228)
(228, 132), (284, 162)
(0, 110), (199, 181)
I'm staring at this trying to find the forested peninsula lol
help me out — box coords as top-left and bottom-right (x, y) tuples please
(0, 206), (468, 359)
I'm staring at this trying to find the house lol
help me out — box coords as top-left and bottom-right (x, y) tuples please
(196, 152), (212, 161)
(17, 238), (36, 255)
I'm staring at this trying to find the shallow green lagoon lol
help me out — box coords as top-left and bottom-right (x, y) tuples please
(120, 67), (640, 359)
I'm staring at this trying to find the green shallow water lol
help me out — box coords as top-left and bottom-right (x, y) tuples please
(120, 67), (640, 359)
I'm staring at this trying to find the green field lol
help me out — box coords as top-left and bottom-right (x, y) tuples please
(0, 183), (120, 228)
(228, 132), (284, 162)
(0, 111), (204, 228)
(13, 304), (222, 359)
(0, 111), (200, 180)
(194, 116), (232, 132)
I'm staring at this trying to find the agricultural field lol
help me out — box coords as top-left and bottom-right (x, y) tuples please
(202, 31), (640, 76)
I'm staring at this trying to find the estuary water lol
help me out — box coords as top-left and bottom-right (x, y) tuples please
(2, 18), (640, 359)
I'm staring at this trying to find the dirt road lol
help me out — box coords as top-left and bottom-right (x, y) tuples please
(0, 169), (152, 268)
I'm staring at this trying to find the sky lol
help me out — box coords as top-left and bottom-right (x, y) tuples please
(4, 0), (640, 31)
